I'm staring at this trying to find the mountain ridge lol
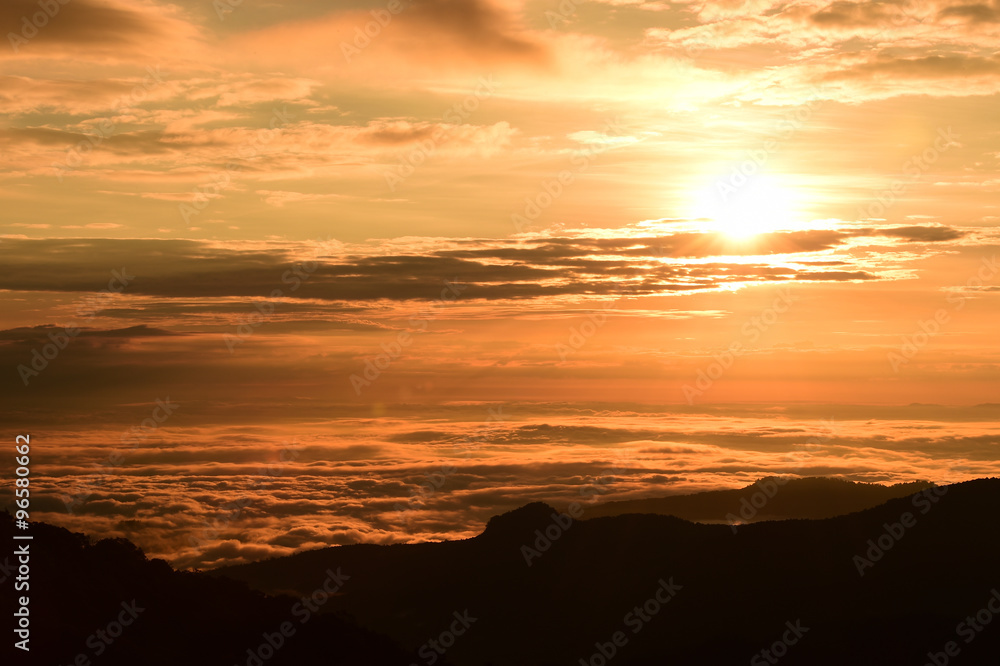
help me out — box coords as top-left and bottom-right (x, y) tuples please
(7, 477), (999, 665)
(578, 475), (937, 523)
(213, 477), (1000, 665)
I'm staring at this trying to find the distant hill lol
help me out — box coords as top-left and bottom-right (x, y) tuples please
(216, 478), (1000, 666)
(7, 478), (1000, 665)
(581, 476), (936, 523)
(0, 513), (413, 666)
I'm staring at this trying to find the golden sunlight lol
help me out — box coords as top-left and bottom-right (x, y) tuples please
(690, 173), (803, 238)
(5, 1), (1000, 660)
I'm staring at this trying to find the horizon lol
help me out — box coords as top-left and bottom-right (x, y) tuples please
(5, 473), (996, 562)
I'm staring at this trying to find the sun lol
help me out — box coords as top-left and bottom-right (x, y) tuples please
(689, 173), (802, 238)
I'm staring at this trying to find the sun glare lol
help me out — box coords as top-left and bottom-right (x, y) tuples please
(690, 173), (802, 238)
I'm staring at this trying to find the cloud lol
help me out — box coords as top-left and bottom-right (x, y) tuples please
(406, 0), (546, 62)
(0, 74), (175, 115)
(2, 117), (518, 182)
(224, 0), (549, 79)
(641, 0), (1000, 102)
(875, 225), (967, 242)
(0, 0), (997, 576)
(939, 1), (1000, 24)
(208, 78), (321, 108)
(7, 403), (999, 568)
(256, 190), (349, 207)
(825, 54), (1000, 81)
(0, 0), (201, 62)
(809, 1), (901, 27)
(0, 227), (902, 303)
(1, 0), (156, 46)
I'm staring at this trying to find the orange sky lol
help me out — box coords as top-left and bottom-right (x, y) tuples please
(1, 0), (999, 567)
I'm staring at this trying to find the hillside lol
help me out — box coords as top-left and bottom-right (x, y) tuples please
(217, 478), (1000, 665)
(581, 476), (936, 523)
(0, 513), (412, 666)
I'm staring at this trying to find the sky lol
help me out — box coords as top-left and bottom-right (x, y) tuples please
(1, 0), (999, 568)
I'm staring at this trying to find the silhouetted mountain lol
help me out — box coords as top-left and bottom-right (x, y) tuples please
(7, 480), (1000, 665)
(582, 476), (936, 522)
(480, 501), (563, 540)
(0, 512), (413, 666)
(216, 478), (1000, 666)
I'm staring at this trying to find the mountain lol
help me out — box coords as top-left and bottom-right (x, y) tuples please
(580, 476), (937, 523)
(8, 479), (1000, 665)
(0, 513), (413, 666)
(215, 478), (1000, 665)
